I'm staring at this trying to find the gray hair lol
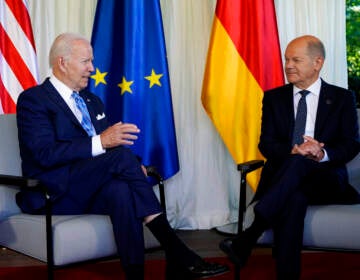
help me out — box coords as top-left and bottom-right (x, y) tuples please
(49, 33), (89, 67)
(307, 37), (326, 59)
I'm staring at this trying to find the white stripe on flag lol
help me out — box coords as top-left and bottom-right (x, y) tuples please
(0, 0), (38, 114)
(0, 51), (24, 103)
(0, 0), (39, 80)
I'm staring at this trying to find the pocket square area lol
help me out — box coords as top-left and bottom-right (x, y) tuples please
(96, 113), (106, 120)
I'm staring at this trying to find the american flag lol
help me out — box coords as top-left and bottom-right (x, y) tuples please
(0, 0), (39, 114)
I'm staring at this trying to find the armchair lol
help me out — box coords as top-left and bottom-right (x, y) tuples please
(228, 109), (360, 280)
(0, 113), (165, 279)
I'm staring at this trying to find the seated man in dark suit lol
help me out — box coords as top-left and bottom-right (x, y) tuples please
(16, 32), (228, 280)
(220, 35), (360, 279)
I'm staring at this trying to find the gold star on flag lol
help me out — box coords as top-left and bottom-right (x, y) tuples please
(145, 69), (163, 88)
(118, 76), (134, 95)
(90, 68), (108, 86)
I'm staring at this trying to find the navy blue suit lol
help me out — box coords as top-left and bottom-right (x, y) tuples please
(16, 78), (163, 266)
(253, 80), (360, 277)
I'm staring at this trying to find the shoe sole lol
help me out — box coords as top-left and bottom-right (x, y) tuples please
(166, 265), (230, 280)
(190, 268), (230, 279)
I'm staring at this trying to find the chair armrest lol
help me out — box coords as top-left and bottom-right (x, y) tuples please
(145, 166), (167, 214)
(237, 160), (264, 175)
(236, 159), (264, 235)
(0, 174), (41, 188)
(0, 174), (48, 194)
(146, 166), (163, 181)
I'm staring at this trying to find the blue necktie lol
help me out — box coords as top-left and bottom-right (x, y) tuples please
(71, 92), (96, 137)
(292, 90), (310, 146)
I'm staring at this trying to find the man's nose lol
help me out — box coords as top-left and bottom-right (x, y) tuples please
(89, 62), (95, 72)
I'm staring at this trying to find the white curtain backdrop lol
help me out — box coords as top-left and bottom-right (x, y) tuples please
(27, 0), (347, 230)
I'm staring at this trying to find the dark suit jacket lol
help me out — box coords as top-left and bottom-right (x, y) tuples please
(16, 78), (109, 211)
(255, 80), (360, 201)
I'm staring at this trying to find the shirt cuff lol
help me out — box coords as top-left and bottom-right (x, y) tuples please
(320, 148), (329, 162)
(92, 135), (106, 156)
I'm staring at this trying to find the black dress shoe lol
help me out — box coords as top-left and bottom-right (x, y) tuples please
(219, 236), (252, 268)
(123, 264), (144, 280)
(166, 259), (229, 279)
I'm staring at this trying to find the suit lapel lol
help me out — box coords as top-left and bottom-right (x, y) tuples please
(43, 79), (85, 131)
(314, 80), (334, 138)
(281, 84), (296, 141)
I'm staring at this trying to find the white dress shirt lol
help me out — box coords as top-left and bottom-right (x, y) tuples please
(293, 78), (328, 162)
(49, 75), (105, 156)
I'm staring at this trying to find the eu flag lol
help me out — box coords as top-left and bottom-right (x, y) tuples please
(88, 0), (179, 180)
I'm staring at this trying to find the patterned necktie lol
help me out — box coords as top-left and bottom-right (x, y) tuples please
(292, 90), (310, 146)
(71, 92), (96, 136)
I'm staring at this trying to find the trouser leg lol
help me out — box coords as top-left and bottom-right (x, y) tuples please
(273, 190), (308, 280)
(252, 156), (315, 279)
(67, 147), (163, 217)
(254, 155), (314, 224)
(255, 154), (352, 223)
(90, 179), (146, 266)
(253, 155), (349, 279)
(52, 147), (163, 267)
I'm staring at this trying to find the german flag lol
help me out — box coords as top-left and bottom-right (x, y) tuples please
(201, 0), (284, 190)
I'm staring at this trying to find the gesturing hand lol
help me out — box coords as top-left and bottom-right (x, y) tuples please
(100, 122), (140, 149)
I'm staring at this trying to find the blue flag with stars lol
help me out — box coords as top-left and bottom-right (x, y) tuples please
(88, 0), (179, 180)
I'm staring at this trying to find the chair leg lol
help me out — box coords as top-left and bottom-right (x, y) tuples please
(233, 161), (264, 280)
(45, 194), (54, 280)
(146, 166), (167, 216)
(158, 178), (166, 216)
(47, 264), (54, 280)
(234, 265), (240, 280)
(233, 172), (246, 280)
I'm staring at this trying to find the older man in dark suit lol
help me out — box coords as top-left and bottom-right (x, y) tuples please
(16, 33), (228, 280)
(220, 35), (360, 279)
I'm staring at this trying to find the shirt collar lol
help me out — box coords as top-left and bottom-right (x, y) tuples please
(49, 74), (75, 102)
(293, 78), (321, 97)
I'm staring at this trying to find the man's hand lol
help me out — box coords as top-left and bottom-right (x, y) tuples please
(291, 136), (325, 161)
(141, 165), (148, 176)
(100, 122), (140, 149)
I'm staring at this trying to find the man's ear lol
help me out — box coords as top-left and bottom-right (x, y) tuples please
(314, 56), (324, 72)
(58, 57), (67, 72)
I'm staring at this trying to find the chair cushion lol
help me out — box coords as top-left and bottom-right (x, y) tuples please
(347, 152), (360, 193)
(258, 204), (360, 250)
(0, 185), (21, 219)
(0, 114), (22, 176)
(0, 213), (160, 265)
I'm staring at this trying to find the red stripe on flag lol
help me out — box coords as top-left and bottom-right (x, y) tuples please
(0, 78), (16, 113)
(0, 24), (37, 90)
(5, 0), (36, 50)
(215, 0), (284, 90)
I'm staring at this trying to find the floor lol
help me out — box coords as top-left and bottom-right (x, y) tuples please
(0, 229), (271, 267)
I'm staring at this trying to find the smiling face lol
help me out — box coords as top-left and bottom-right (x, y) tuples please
(284, 36), (324, 89)
(59, 39), (94, 92)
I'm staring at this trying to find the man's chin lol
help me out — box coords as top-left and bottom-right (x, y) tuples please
(285, 75), (297, 84)
(81, 80), (89, 88)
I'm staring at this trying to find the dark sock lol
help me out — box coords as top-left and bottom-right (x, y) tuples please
(246, 212), (268, 238)
(233, 212), (267, 250)
(146, 213), (201, 266)
(123, 264), (144, 280)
